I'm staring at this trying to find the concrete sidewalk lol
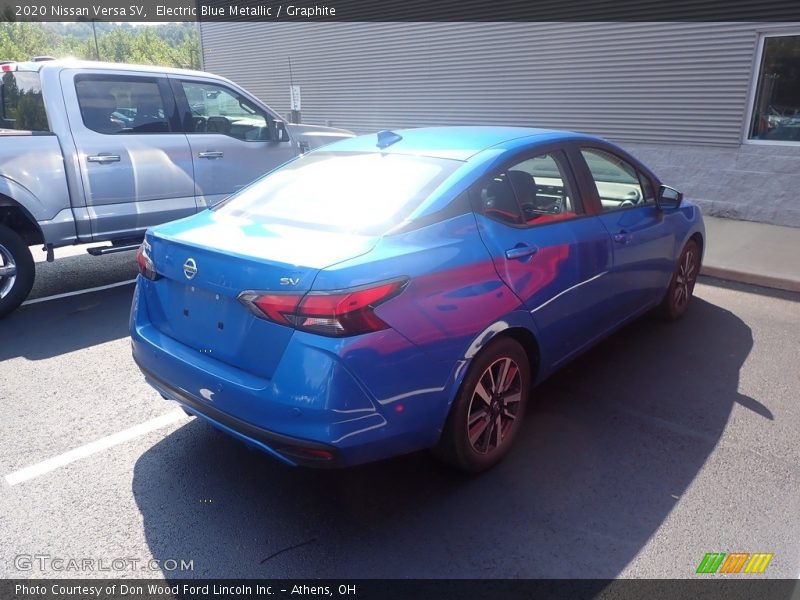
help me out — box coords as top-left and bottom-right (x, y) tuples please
(701, 215), (800, 293)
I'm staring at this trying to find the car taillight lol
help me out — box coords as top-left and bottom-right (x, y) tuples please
(136, 239), (160, 281)
(239, 277), (408, 337)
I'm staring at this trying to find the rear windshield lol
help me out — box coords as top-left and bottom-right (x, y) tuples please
(0, 71), (50, 133)
(214, 151), (461, 234)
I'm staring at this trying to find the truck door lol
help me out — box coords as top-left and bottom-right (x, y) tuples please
(170, 77), (297, 208)
(61, 69), (195, 241)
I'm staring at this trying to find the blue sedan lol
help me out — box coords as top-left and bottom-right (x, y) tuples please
(130, 127), (704, 472)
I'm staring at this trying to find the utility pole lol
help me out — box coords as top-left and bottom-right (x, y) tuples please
(288, 57), (301, 124)
(91, 19), (100, 60)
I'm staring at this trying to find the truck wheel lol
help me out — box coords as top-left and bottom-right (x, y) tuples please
(0, 224), (35, 318)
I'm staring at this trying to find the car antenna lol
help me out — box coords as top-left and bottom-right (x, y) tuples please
(376, 130), (402, 149)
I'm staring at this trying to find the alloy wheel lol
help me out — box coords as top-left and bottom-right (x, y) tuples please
(466, 357), (523, 454)
(0, 243), (17, 300)
(673, 247), (697, 310)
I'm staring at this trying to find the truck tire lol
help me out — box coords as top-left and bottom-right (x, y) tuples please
(0, 224), (35, 318)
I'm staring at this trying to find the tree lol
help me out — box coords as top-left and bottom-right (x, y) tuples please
(0, 22), (201, 70)
(0, 22), (51, 60)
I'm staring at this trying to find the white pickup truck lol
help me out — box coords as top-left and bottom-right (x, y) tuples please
(0, 58), (353, 317)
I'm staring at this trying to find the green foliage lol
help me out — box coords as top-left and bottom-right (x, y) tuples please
(1, 71), (49, 131)
(0, 22), (201, 69)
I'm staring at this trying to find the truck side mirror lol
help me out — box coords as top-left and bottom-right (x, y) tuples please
(656, 185), (683, 210)
(268, 119), (289, 142)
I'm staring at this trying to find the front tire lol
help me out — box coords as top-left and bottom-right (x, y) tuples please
(0, 225), (35, 318)
(434, 337), (531, 473)
(658, 239), (700, 321)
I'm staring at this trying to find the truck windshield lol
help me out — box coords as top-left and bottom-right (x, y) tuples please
(214, 151), (461, 235)
(0, 71), (49, 133)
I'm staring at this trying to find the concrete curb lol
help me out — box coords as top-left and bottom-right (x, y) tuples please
(700, 215), (800, 295)
(701, 265), (800, 294)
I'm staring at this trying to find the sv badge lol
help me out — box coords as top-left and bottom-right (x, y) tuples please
(280, 277), (300, 286)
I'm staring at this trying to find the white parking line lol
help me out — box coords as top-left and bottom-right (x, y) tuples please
(5, 409), (187, 486)
(21, 279), (137, 306)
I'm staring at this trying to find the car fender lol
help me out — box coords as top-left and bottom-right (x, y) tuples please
(674, 202), (706, 261)
(445, 309), (542, 410)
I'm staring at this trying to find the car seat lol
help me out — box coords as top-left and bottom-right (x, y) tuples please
(80, 93), (123, 134)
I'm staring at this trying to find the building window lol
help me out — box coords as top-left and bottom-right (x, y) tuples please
(749, 34), (800, 142)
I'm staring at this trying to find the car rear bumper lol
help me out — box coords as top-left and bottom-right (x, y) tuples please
(134, 357), (344, 468)
(130, 280), (449, 467)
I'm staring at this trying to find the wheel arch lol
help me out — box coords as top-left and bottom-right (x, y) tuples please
(457, 314), (543, 393)
(498, 327), (541, 385)
(689, 230), (704, 261)
(0, 194), (44, 246)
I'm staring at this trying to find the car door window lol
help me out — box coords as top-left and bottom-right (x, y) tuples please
(472, 151), (580, 226)
(75, 75), (170, 134)
(180, 81), (268, 141)
(581, 148), (655, 211)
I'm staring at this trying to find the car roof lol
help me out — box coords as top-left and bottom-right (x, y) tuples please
(323, 126), (594, 161)
(11, 58), (217, 80)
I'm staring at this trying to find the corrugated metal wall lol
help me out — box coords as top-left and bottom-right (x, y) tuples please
(200, 22), (767, 145)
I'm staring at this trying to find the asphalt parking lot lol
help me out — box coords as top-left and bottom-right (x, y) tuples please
(1, 247), (799, 580)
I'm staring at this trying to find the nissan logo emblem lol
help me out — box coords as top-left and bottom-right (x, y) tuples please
(183, 258), (198, 280)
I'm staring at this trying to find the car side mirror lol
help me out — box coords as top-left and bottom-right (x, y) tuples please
(657, 185), (683, 210)
(268, 119), (290, 142)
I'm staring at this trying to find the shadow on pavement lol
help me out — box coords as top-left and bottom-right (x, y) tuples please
(0, 283), (135, 361)
(29, 250), (139, 301)
(133, 297), (762, 579)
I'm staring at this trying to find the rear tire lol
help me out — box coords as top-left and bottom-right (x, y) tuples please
(434, 337), (531, 473)
(658, 239), (700, 321)
(0, 224), (35, 319)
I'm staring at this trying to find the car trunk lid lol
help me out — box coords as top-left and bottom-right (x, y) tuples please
(144, 210), (379, 379)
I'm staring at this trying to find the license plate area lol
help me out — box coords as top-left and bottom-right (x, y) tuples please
(149, 277), (296, 380)
(168, 280), (243, 354)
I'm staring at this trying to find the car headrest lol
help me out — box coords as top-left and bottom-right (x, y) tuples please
(206, 116), (231, 134)
(507, 170), (538, 204)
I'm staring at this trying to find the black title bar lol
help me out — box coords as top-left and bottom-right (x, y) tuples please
(3, 579), (800, 600)
(2, 0), (800, 22)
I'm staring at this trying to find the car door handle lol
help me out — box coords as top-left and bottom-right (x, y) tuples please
(87, 154), (120, 164)
(505, 245), (539, 260)
(198, 151), (224, 159)
(613, 230), (630, 244)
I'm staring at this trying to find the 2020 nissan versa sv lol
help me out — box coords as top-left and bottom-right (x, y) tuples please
(130, 127), (704, 472)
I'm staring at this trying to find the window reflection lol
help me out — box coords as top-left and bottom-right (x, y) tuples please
(750, 35), (800, 142)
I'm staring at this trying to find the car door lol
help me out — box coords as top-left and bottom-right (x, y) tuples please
(577, 146), (678, 323)
(471, 148), (614, 368)
(170, 77), (297, 209)
(62, 70), (195, 241)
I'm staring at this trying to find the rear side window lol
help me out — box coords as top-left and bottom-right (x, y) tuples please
(0, 71), (49, 132)
(75, 75), (171, 134)
(214, 151), (461, 235)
